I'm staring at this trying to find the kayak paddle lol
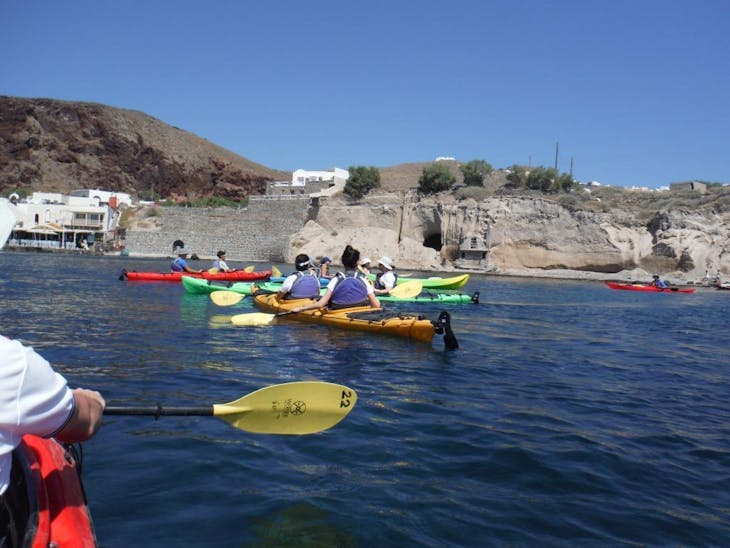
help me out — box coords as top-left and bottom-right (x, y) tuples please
(104, 381), (357, 435)
(210, 290), (247, 306)
(244, 265), (255, 272)
(271, 265), (282, 277)
(387, 280), (423, 299)
(207, 267), (220, 275)
(231, 310), (298, 326)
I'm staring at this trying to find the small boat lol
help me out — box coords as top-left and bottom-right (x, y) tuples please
(120, 269), (271, 282)
(184, 277), (479, 304)
(604, 281), (696, 294)
(7, 435), (96, 547)
(257, 281), (479, 304)
(369, 273), (470, 290)
(181, 275), (255, 295)
(244, 292), (458, 348)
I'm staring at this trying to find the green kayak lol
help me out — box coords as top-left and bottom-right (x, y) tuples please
(181, 276), (254, 295)
(253, 281), (479, 304)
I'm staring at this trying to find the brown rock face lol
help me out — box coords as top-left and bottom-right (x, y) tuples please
(0, 96), (288, 201)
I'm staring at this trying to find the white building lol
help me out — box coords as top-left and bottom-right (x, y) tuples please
(8, 190), (125, 250)
(291, 167), (349, 187)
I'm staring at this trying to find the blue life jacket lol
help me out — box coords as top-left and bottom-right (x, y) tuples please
(374, 271), (398, 290)
(171, 257), (186, 272)
(287, 271), (321, 299)
(331, 272), (370, 309)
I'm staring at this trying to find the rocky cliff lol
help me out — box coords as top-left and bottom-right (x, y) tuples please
(287, 192), (730, 282)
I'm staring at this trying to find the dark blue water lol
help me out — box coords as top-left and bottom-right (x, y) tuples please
(1, 252), (728, 546)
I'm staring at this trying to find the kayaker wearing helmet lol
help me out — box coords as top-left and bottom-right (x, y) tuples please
(319, 256), (334, 279)
(212, 250), (235, 272)
(373, 256), (398, 295)
(277, 253), (322, 300)
(170, 248), (203, 274)
(650, 274), (669, 289)
(293, 245), (380, 312)
(0, 335), (105, 536)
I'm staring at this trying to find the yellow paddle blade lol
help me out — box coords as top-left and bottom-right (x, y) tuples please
(231, 312), (279, 326)
(207, 267), (220, 274)
(244, 265), (255, 272)
(389, 280), (423, 299)
(210, 291), (246, 306)
(212, 381), (357, 434)
(271, 265), (282, 277)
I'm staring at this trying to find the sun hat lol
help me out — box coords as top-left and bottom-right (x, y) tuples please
(378, 256), (394, 270)
(217, 250), (226, 258)
(360, 257), (372, 266)
(176, 248), (189, 256)
(321, 256), (332, 264)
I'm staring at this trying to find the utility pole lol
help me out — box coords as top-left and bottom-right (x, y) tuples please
(554, 141), (559, 171)
(570, 157), (574, 178)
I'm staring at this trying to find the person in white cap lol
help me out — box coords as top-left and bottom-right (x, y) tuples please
(373, 256), (398, 295)
(358, 257), (372, 277)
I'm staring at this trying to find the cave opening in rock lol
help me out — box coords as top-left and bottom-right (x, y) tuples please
(423, 233), (442, 251)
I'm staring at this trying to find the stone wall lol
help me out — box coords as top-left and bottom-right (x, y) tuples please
(124, 196), (310, 261)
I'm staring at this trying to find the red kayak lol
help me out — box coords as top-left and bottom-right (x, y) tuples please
(7, 435), (96, 547)
(120, 269), (271, 282)
(604, 281), (696, 294)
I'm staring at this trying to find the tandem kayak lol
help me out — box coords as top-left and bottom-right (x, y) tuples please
(604, 281), (696, 294)
(6, 435), (96, 547)
(120, 269), (271, 282)
(253, 282), (480, 305)
(368, 273), (470, 290)
(242, 292), (458, 348)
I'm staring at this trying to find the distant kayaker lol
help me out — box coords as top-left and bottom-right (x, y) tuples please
(277, 254), (321, 300)
(0, 335), (105, 523)
(212, 250), (235, 272)
(294, 245), (380, 312)
(319, 256), (334, 279)
(171, 248), (203, 274)
(373, 256), (398, 295)
(358, 257), (372, 277)
(650, 274), (669, 289)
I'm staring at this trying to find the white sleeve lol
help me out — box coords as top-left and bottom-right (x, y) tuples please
(280, 274), (297, 292)
(383, 272), (396, 289)
(362, 278), (375, 295)
(0, 338), (74, 439)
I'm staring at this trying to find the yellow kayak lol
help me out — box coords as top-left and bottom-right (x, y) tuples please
(238, 293), (458, 348)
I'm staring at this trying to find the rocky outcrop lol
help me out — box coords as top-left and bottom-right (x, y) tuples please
(287, 192), (730, 282)
(0, 96), (288, 201)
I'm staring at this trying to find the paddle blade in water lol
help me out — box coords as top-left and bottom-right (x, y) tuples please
(389, 280), (423, 299)
(210, 291), (246, 306)
(244, 265), (255, 272)
(271, 265), (282, 277)
(212, 381), (357, 434)
(231, 312), (279, 326)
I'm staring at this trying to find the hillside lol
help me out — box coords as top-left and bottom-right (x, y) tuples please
(0, 96), (289, 201)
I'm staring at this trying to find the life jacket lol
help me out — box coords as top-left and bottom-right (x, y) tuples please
(374, 271), (398, 290)
(330, 272), (370, 309)
(286, 270), (321, 299)
(171, 257), (186, 272)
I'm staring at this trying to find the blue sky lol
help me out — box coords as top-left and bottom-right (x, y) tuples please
(2, 0), (728, 188)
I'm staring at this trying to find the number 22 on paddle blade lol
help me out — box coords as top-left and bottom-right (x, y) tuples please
(213, 381), (358, 434)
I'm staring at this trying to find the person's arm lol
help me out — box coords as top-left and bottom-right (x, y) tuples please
(184, 265), (203, 274)
(294, 288), (333, 312)
(54, 388), (105, 443)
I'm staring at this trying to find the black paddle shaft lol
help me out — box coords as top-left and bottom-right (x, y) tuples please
(105, 406), (214, 418)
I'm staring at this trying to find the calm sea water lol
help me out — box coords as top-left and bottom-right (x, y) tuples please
(1, 252), (728, 547)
